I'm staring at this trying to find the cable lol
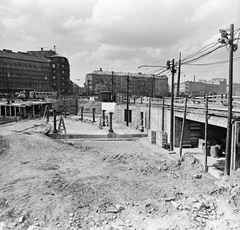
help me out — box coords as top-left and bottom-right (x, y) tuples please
(184, 56), (240, 66)
(182, 45), (226, 65)
(182, 42), (220, 62)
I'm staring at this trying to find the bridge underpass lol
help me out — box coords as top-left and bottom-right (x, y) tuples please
(115, 95), (240, 171)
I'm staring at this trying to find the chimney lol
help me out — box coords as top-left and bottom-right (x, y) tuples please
(100, 68), (102, 71)
(54, 45), (56, 52)
(41, 47), (43, 51)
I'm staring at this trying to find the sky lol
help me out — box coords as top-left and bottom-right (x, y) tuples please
(0, 0), (240, 86)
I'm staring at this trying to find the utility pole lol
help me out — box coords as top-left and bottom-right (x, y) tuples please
(225, 24), (234, 175)
(177, 53), (181, 97)
(179, 97), (187, 158)
(151, 74), (155, 98)
(204, 95), (209, 173)
(170, 59), (176, 151)
(126, 75), (130, 126)
(111, 71), (114, 102)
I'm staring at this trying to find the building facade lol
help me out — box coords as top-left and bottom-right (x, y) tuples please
(0, 49), (53, 96)
(178, 78), (227, 97)
(85, 69), (169, 99)
(0, 48), (72, 98)
(28, 48), (72, 97)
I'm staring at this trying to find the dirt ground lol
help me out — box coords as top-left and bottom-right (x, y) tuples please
(0, 120), (240, 230)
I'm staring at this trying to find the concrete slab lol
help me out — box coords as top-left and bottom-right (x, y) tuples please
(47, 115), (148, 139)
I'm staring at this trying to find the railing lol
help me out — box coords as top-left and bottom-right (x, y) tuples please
(134, 95), (240, 109)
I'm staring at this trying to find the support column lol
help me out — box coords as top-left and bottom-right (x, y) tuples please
(46, 106), (49, 122)
(80, 107), (84, 120)
(108, 112), (113, 132)
(33, 105), (35, 119)
(14, 106), (17, 117)
(92, 108), (96, 122)
(53, 109), (57, 133)
(102, 110), (106, 126)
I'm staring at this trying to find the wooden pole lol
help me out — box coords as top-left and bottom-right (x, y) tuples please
(225, 24), (234, 175)
(148, 97), (151, 129)
(170, 59), (175, 151)
(177, 53), (181, 97)
(162, 97), (165, 131)
(126, 75), (129, 126)
(179, 97), (187, 158)
(204, 95), (208, 172)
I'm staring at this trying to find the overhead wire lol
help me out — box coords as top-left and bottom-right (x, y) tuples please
(182, 42), (220, 63)
(184, 56), (240, 66)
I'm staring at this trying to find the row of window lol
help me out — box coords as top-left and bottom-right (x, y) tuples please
(0, 62), (50, 71)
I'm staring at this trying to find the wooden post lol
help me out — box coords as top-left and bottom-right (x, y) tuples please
(225, 24), (234, 175)
(170, 59), (175, 151)
(53, 109), (57, 133)
(162, 97), (165, 131)
(204, 95), (209, 172)
(148, 97), (151, 130)
(179, 97), (187, 158)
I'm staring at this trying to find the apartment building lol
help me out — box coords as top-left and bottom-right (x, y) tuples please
(0, 48), (72, 98)
(0, 49), (53, 96)
(178, 78), (227, 97)
(85, 68), (169, 99)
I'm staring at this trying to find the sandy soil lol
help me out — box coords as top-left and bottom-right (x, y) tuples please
(0, 120), (240, 230)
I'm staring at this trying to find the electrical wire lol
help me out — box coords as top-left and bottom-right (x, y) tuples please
(184, 56), (240, 66)
(182, 45), (226, 65)
(182, 42), (220, 62)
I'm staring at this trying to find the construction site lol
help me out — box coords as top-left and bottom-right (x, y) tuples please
(0, 96), (240, 230)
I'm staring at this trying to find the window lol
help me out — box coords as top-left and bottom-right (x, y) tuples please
(53, 76), (56, 79)
(52, 63), (56, 68)
(45, 76), (48, 80)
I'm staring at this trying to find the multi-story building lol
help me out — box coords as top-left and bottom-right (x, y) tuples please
(0, 47), (72, 99)
(0, 49), (53, 96)
(27, 48), (72, 96)
(178, 78), (227, 97)
(85, 68), (169, 99)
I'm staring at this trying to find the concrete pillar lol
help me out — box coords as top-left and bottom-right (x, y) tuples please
(9, 105), (12, 117)
(53, 109), (57, 133)
(102, 110), (106, 126)
(64, 105), (67, 118)
(23, 107), (26, 118)
(80, 107), (84, 120)
(92, 108), (96, 122)
(46, 106), (49, 122)
(14, 106), (17, 117)
(108, 112), (113, 132)
(33, 105), (35, 118)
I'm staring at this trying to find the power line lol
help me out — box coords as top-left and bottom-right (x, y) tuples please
(184, 56), (240, 66)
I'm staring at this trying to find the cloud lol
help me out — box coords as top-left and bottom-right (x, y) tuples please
(0, 0), (239, 84)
